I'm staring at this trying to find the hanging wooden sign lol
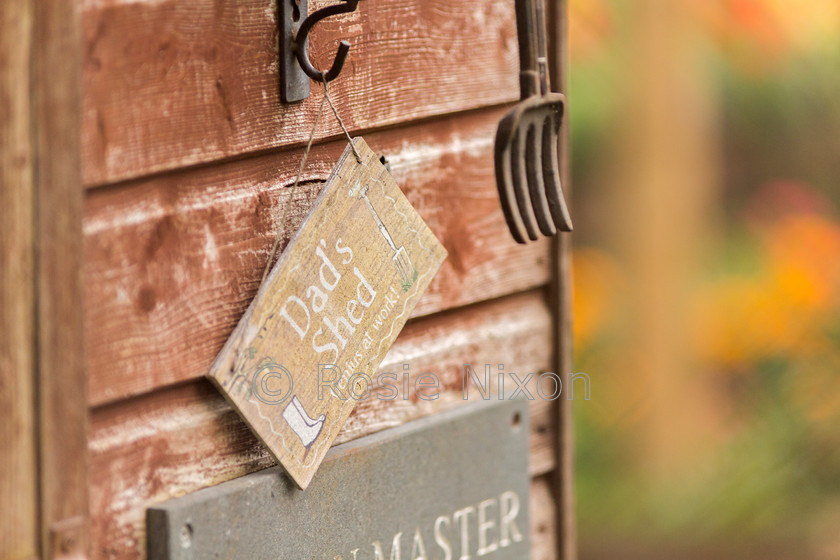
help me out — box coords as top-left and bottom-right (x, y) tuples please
(208, 138), (447, 489)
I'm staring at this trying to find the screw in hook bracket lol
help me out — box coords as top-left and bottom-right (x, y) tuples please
(280, 0), (359, 102)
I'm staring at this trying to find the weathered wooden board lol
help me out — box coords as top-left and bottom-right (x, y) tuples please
(32, 0), (90, 556)
(80, 0), (520, 185)
(207, 138), (447, 488)
(0, 1), (38, 556)
(148, 399), (531, 560)
(88, 291), (553, 559)
(83, 109), (552, 406)
(530, 473), (558, 560)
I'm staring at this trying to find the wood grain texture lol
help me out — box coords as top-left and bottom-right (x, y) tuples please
(0, 1), (38, 558)
(32, 0), (89, 557)
(84, 108), (552, 406)
(529, 398), (557, 479)
(81, 0), (520, 185)
(88, 291), (554, 559)
(530, 474), (558, 560)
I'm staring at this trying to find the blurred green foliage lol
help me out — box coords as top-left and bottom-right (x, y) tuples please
(569, 1), (840, 557)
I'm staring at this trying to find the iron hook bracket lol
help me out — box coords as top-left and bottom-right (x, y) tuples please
(279, 0), (359, 103)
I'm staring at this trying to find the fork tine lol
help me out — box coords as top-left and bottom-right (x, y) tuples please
(543, 112), (573, 231)
(495, 139), (526, 244)
(494, 136), (529, 244)
(511, 127), (540, 241)
(525, 122), (557, 236)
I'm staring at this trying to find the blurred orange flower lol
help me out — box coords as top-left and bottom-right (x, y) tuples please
(764, 214), (840, 311)
(701, 0), (840, 73)
(572, 247), (624, 351)
(691, 211), (840, 370)
(569, 0), (613, 61)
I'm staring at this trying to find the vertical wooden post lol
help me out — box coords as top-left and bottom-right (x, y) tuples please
(1, 1), (38, 558)
(609, 1), (720, 477)
(547, 0), (577, 558)
(32, 0), (89, 558)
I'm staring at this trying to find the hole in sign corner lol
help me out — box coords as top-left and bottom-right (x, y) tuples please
(511, 411), (521, 431)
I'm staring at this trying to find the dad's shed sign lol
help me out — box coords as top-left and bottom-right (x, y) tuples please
(208, 138), (447, 488)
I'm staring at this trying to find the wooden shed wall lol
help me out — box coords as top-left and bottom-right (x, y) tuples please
(74, 0), (571, 558)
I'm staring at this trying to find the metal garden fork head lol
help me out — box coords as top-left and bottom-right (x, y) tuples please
(494, 0), (572, 244)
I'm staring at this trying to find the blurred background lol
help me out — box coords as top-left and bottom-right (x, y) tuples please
(567, 0), (840, 558)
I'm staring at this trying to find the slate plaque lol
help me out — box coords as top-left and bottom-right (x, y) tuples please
(148, 399), (530, 560)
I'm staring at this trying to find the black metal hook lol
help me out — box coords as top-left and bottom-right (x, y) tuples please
(293, 0), (359, 83)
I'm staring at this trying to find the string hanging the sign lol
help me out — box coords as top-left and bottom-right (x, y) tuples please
(262, 78), (362, 284)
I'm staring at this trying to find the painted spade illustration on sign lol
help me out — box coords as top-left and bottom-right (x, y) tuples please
(207, 138), (447, 489)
